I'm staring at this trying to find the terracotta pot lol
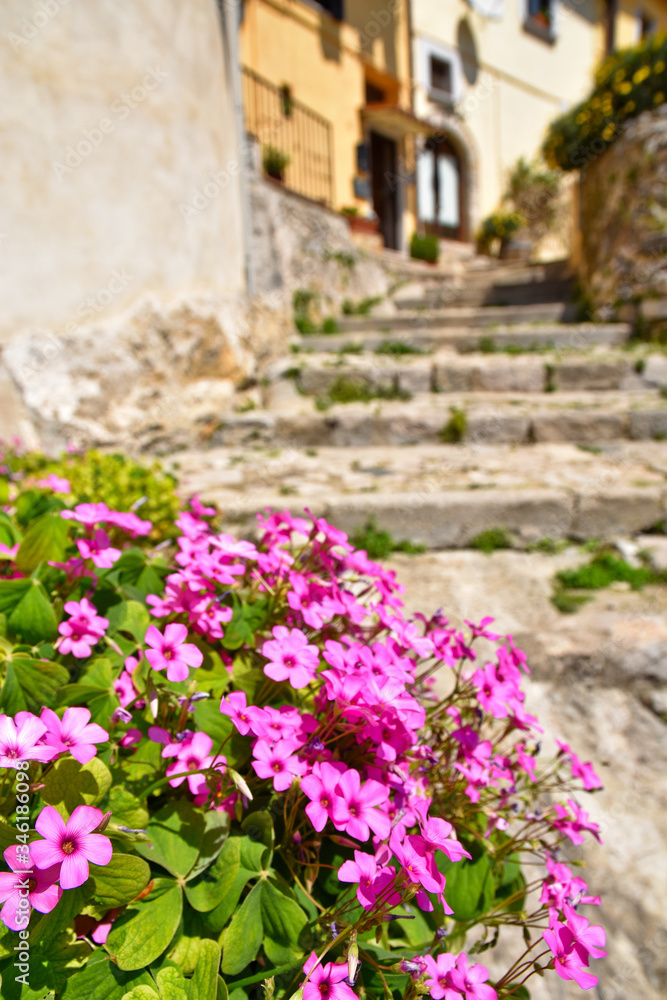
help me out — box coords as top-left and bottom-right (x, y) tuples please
(499, 237), (533, 261)
(346, 216), (379, 234)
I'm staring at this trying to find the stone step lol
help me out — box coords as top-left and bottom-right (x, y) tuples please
(394, 284), (573, 311)
(169, 441), (667, 548)
(297, 321), (632, 354)
(334, 302), (571, 331)
(154, 390), (667, 453)
(282, 349), (649, 396)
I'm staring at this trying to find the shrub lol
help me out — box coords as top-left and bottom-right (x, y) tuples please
(410, 232), (440, 263)
(543, 32), (667, 170)
(470, 528), (514, 553)
(262, 144), (291, 179)
(505, 157), (561, 241)
(477, 211), (524, 255)
(440, 406), (468, 443)
(374, 339), (426, 356)
(350, 516), (426, 559)
(0, 449), (607, 999)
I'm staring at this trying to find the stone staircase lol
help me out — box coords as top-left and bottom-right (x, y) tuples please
(164, 256), (667, 550)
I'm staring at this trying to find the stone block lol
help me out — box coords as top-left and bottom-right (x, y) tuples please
(432, 360), (474, 392)
(464, 413), (531, 445)
(472, 358), (545, 393)
(552, 360), (631, 391)
(572, 487), (664, 539)
(324, 489), (574, 549)
(643, 354), (667, 388)
(532, 411), (626, 442)
(628, 410), (667, 439)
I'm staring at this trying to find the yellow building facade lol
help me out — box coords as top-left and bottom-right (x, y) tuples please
(239, 0), (419, 249)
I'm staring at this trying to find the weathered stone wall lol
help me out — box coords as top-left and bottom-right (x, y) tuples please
(580, 107), (667, 315)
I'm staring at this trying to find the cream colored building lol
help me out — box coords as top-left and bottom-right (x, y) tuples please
(411, 0), (667, 241)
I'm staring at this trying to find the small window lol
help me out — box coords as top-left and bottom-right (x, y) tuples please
(430, 56), (453, 97)
(318, 0), (344, 20)
(525, 0), (555, 40)
(637, 10), (656, 38)
(365, 81), (385, 104)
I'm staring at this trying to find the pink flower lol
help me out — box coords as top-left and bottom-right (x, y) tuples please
(252, 739), (305, 791)
(301, 762), (346, 833)
(332, 769), (390, 842)
(302, 952), (357, 1000)
(447, 954), (497, 1000)
(390, 831), (446, 897)
(220, 690), (254, 735)
(0, 846), (62, 931)
(338, 850), (399, 910)
(413, 801), (471, 863)
(0, 714), (59, 768)
(556, 742), (603, 791)
(261, 626), (319, 689)
(543, 910), (606, 990)
(0, 542), (18, 561)
(422, 954), (458, 1000)
(144, 623), (203, 682)
(76, 529), (121, 569)
(41, 707), (108, 764)
(36, 474), (70, 493)
(162, 731), (219, 794)
(56, 598), (109, 658)
(552, 800), (602, 846)
(31, 805), (112, 890)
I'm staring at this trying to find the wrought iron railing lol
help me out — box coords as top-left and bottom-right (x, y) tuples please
(242, 67), (334, 207)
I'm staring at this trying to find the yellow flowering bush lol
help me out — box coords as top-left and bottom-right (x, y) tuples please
(543, 32), (667, 170)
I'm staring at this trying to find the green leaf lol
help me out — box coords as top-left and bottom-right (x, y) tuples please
(0, 579), (31, 614)
(260, 880), (308, 964)
(0, 928), (87, 997)
(88, 853), (151, 908)
(192, 700), (233, 747)
(135, 801), (205, 878)
(7, 579), (58, 643)
(187, 809), (230, 880)
(30, 888), (87, 948)
(15, 513), (69, 574)
(154, 966), (190, 1000)
(15, 489), (60, 526)
(220, 597), (253, 651)
(186, 836), (247, 915)
(105, 879), (183, 971)
(101, 783), (149, 831)
(221, 883), (263, 975)
(106, 600), (150, 643)
(438, 844), (495, 923)
(186, 939), (220, 1000)
(0, 656), (68, 714)
(242, 811), (274, 852)
(40, 756), (112, 816)
(60, 951), (155, 1000)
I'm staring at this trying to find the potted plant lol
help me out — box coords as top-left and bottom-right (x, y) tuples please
(262, 144), (291, 183)
(477, 210), (526, 258)
(341, 206), (380, 234)
(410, 231), (440, 264)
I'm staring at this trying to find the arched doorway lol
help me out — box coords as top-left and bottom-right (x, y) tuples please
(417, 133), (470, 242)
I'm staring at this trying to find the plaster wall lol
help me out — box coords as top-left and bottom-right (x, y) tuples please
(0, 0), (245, 343)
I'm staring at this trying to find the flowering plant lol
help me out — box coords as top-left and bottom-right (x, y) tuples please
(0, 451), (605, 1000)
(543, 32), (666, 170)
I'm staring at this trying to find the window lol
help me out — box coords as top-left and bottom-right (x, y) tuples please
(365, 81), (385, 104)
(524, 0), (556, 41)
(637, 9), (656, 38)
(317, 0), (344, 20)
(430, 56), (453, 98)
